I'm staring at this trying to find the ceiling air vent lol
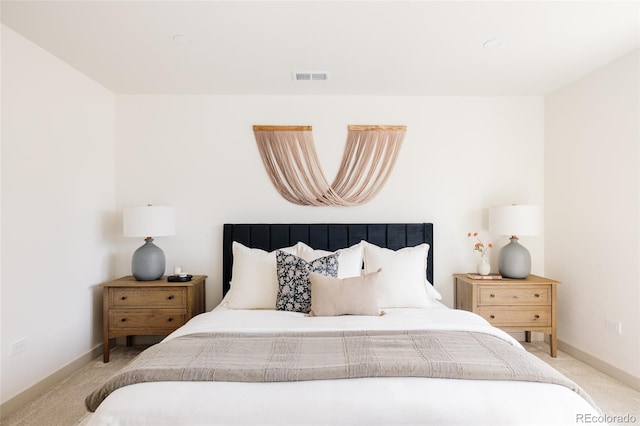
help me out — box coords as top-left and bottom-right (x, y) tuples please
(292, 71), (329, 81)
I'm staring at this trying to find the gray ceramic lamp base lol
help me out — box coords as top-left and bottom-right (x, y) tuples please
(132, 238), (166, 281)
(498, 237), (531, 279)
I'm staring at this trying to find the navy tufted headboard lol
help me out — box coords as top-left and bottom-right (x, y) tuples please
(222, 223), (434, 296)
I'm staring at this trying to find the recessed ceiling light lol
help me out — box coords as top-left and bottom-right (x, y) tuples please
(172, 34), (192, 45)
(483, 39), (503, 49)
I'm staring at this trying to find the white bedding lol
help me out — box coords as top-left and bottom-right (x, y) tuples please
(88, 304), (600, 426)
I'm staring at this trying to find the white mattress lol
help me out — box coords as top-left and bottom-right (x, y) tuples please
(87, 304), (601, 426)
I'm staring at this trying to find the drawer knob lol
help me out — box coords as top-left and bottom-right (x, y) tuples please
(490, 315), (495, 319)
(535, 294), (540, 297)
(168, 318), (174, 322)
(121, 296), (127, 300)
(490, 294), (495, 298)
(121, 318), (126, 322)
(534, 314), (540, 319)
(168, 295), (174, 300)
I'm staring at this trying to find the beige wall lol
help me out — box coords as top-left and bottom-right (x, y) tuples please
(1, 25), (117, 403)
(114, 95), (545, 309)
(545, 49), (639, 379)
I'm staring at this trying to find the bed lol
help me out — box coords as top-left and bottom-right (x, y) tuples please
(86, 223), (601, 426)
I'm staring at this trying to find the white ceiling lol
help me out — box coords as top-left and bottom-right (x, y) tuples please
(2, 1), (638, 96)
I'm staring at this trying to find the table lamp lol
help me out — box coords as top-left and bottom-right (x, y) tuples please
(489, 205), (540, 279)
(123, 205), (176, 281)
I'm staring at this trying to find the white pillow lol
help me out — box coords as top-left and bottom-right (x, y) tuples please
(362, 241), (441, 308)
(225, 242), (297, 309)
(295, 241), (364, 278)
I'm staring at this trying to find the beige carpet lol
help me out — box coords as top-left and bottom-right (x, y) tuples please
(1, 346), (141, 426)
(522, 341), (640, 425)
(2, 342), (639, 426)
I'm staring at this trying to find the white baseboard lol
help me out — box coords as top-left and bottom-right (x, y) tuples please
(0, 344), (103, 420)
(557, 339), (640, 392)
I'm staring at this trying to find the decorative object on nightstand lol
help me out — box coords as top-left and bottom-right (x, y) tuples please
(168, 265), (192, 282)
(102, 275), (207, 362)
(466, 273), (502, 280)
(453, 273), (560, 357)
(168, 274), (193, 282)
(123, 205), (176, 281)
(467, 232), (493, 275)
(489, 205), (540, 279)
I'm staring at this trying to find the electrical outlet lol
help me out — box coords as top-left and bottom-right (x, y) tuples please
(605, 318), (622, 335)
(9, 337), (29, 356)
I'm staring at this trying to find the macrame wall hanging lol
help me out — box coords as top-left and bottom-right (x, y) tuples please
(253, 125), (406, 206)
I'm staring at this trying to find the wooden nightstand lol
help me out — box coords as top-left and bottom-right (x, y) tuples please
(453, 273), (560, 357)
(102, 275), (207, 362)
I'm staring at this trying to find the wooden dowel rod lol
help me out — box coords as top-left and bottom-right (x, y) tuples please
(348, 125), (407, 131)
(253, 125), (312, 131)
(254, 125), (405, 131)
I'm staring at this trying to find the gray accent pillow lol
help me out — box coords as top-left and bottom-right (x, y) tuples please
(275, 250), (339, 313)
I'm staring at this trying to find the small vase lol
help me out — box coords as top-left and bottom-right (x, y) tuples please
(477, 256), (490, 276)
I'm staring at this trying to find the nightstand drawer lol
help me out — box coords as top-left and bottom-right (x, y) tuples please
(478, 286), (550, 305)
(478, 306), (551, 327)
(109, 311), (186, 329)
(110, 288), (186, 308)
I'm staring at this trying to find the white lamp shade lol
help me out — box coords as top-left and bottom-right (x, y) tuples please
(489, 205), (540, 236)
(123, 206), (176, 238)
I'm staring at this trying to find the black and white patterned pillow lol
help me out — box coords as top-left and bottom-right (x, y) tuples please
(275, 250), (339, 313)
